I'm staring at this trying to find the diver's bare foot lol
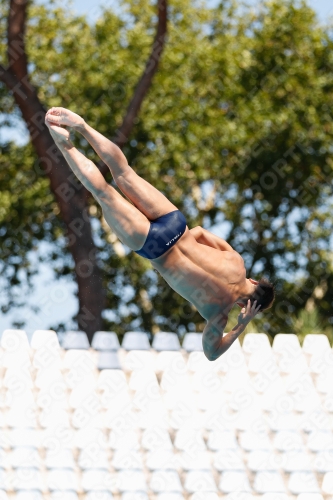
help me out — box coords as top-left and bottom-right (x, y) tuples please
(45, 107), (84, 130)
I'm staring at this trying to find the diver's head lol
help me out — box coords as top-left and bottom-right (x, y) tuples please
(236, 277), (275, 312)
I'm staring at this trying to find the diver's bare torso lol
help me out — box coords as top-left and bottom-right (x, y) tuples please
(151, 227), (247, 321)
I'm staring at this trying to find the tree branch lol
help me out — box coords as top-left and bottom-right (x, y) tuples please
(98, 0), (168, 176)
(7, 0), (29, 80)
(2, 3), (107, 340)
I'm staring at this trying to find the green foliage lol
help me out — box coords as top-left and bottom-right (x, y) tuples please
(0, 141), (63, 314)
(1, 0), (333, 337)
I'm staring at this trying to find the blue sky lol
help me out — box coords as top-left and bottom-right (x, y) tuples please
(0, 0), (332, 336)
(65, 0), (332, 23)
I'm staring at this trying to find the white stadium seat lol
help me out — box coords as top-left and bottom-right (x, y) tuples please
(78, 447), (109, 469)
(184, 471), (217, 492)
(45, 449), (75, 469)
(272, 334), (301, 355)
(187, 351), (213, 372)
(152, 332), (181, 351)
(277, 352), (308, 374)
(63, 349), (95, 374)
(122, 332), (150, 350)
(297, 495), (324, 500)
(315, 367), (333, 393)
(265, 411), (299, 432)
(75, 427), (108, 450)
(150, 471), (182, 493)
(34, 367), (64, 389)
(213, 449), (245, 471)
(322, 471), (333, 494)
(9, 447), (41, 468)
(0, 474), (5, 491)
(207, 430), (239, 451)
(253, 471), (286, 493)
(175, 428), (206, 452)
(242, 333), (271, 354)
(50, 493), (79, 500)
(9, 429), (42, 448)
(1, 329), (30, 350)
(61, 330), (90, 349)
(302, 334), (330, 355)
(122, 493), (148, 500)
(288, 472), (320, 494)
(109, 429), (140, 451)
(219, 471), (252, 493)
(122, 351), (155, 371)
(128, 369), (157, 390)
(8, 468), (45, 491)
(308, 352), (333, 374)
(117, 470), (147, 492)
(113, 450), (143, 470)
(81, 469), (114, 491)
(30, 329), (60, 349)
(280, 451), (313, 472)
(273, 431), (305, 451)
(313, 451), (333, 472)
(239, 431), (273, 451)
(182, 333), (203, 352)
(247, 346), (276, 373)
(145, 450), (177, 471)
(98, 369), (128, 393)
(97, 351), (121, 370)
(47, 469), (80, 491)
(247, 450), (280, 472)
(141, 427), (173, 451)
(306, 431), (333, 452)
(0, 451), (6, 469)
(261, 494), (290, 500)
(92, 331), (120, 350)
(190, 494), (219, 500)
(87, 493), (114, 500)
(15, 493), (44, 500)
(180, 450), (211, 470)
(154, 351), (184, 372)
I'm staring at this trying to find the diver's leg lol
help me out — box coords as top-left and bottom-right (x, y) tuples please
(46, 107), (178, 220)
(46, 118), (150, 250)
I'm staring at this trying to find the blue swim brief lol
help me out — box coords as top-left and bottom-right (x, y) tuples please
(135, 209), (187, 260)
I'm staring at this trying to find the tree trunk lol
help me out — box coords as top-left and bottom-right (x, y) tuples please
(1, 0), (106, 341)
(1, 0), (168, 341)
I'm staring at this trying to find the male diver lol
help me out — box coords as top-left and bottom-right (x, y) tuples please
(45, 107), (274, 361)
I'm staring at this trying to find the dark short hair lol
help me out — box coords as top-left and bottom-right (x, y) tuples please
(249, 278), (275, 311)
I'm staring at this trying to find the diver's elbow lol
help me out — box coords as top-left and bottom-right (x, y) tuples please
(203, 348), (222, 362)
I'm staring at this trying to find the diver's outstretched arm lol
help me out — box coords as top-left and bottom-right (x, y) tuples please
(45, 107), (130, 179)
(203, 300), (261, 361)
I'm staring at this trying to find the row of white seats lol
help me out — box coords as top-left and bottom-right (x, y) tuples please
(1, 369), (332, 420)
(1, 427), (333, 454)
(1, 344), (332, 383)
(0, 492), (329, 500)
(1, 399), (332, 436)
(0, 446), (333, 473)
(0, 404), (332, 434)
(0, 329), (331, 355)
(0, 467), (333, 494)
(0, 379), (332, 421)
